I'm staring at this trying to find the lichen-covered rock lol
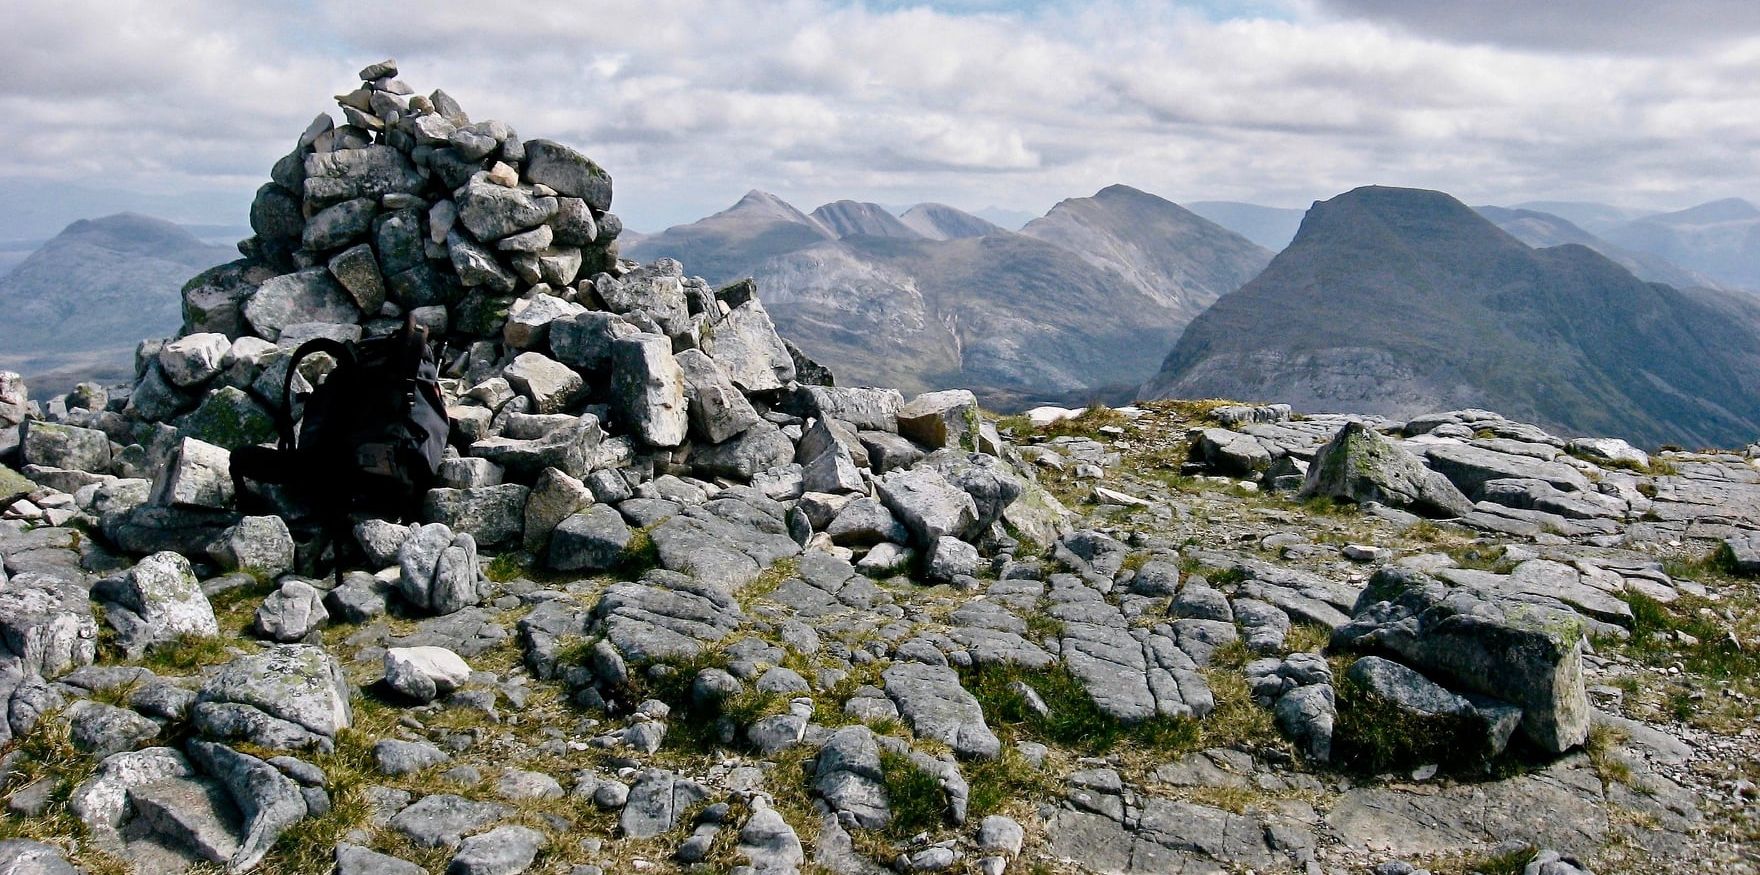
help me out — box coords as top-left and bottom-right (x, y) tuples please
(194, 644), (353, 752)
(1302, 421), (1473, 518)
(385, 646), (472, 703)
(397, 522), (485, 615)
(611, 333), (689, 447)
(106, 551), (219, 656)
(1332, 567), (1589, 753)
(897, 389), (981, 451)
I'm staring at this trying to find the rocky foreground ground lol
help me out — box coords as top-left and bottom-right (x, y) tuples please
(0, 61), (1756, 875)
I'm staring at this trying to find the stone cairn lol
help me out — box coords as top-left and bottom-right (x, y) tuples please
(0, 61), (1068, 873)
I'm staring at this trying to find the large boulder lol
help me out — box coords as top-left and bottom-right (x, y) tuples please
(194, 644), (353, 752)
(0, 573), (98, 678)
(149, 437), (234, 510)
(397, 523), (484, 615)
(548, 505), (632, 572)
(105, 551), (219, 657)
(676, 349), (761, 444)
(1301, 421), (1473, 518)
(1331, 567), (1589, 753)
(243, 268), (361, 341)
(19, 420), (111, 473)
(897, 389), (981, 451)
(611, 333), (689, 447)
(875, 466), (979, 547)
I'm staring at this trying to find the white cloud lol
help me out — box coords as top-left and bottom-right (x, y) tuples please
(0, 0), (1757, 235)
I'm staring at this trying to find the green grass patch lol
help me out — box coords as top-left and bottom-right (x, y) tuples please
(483, 552), (526, 583)
(878, 749), (947, 838)
(619, 525), (661, 575)
(141, 632), (238, 673)
(1330, 672), (1493, 774)
(962, 663), (1200, 755)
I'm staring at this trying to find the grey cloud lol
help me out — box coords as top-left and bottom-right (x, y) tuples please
(1314, 0), (1760, 53)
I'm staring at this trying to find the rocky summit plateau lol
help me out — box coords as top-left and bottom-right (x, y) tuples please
(0, 62), (1755, 875)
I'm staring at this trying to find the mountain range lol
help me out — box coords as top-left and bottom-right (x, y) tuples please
(626, 185), (1273, 404)
(1145, 186), (1760, 448)
(0, 213), (236, 394)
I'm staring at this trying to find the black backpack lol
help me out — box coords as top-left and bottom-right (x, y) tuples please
(233, 316), (449, 562)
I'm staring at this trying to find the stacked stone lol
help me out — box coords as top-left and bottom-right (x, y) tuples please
(0, 61), (1063, 612)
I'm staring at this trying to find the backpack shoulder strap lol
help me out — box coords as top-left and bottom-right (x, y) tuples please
(280, 338), (356, 450)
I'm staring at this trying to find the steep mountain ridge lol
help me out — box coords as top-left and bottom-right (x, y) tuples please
(1474, 205), (1716, 289)
(632, 186), (1270, 404)
(1146, 185), (1760, 448)
(1019, 185), (1273, 323)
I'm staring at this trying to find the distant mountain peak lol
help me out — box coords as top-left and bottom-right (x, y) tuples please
(1644, 197), (1760, 226)
(716, 190), (819, 226)
(897, 203), (1000, 241)
(808, 200), (921, 239)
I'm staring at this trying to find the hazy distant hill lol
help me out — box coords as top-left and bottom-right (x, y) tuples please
(898, 203), (1001, 240)
(1184, 201), (1307, 251)
(624, 190), (833, 283)
(1146, 186), (1760, 448)
(1603, 198), (1760, 290)
(1020, 185), (1273, 324)
(0, 213), (235, 392)
(631, 187), (1270, 403)
(1511, 200), (1640, 235)
(1475, 205), (1716, 290)
(809, 201), (921, 239)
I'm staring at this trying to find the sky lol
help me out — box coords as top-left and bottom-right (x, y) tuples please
(2, 0), (1758, 236)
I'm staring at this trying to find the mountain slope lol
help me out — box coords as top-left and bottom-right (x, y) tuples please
(897, 203), (1001, 240)
(631, 186), (1269, 403)
(0, 213), (235, 353)
(1146, 186), (1760, 448)
(1603, 198), (1760, 290)
(1475, 205), (1716, 289)
(622, 190), (832, 283)
(809, 200), (921, 239)
(1183, 201), (1307, 251)
(1020, 185), (1273, 323)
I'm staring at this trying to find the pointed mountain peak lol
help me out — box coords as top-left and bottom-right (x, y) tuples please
(713, 189), (818, 226)
(809, 200), (921, 239)
(898, 203), (1000, 240)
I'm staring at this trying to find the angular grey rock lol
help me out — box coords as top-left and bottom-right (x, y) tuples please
(1332, 567), (1589, 753)
(881, 661), (1000, 759)
(503, 351), (584, 414)
(374, 738), (452, 776)
(677, 349), (761, 444)
(611, 333), (689, 447)
(303, 196), (377, 250)
(385, 646), (473, 703)
(448, 229), (517, 293)
(977, 815), (1024, 857)
(1346, 655), (1523, 757)
(0, 572), (98, 678)
(327, 242), (387, 313)
(801, 441), (864, 495)
(126, 774), (243, 864)
(1422, 442), (1592, 498)
(423, 484), (528, 549)
(620, 769), (711, 839)
(398, 522), (485, 615)
(690, 420), (796, 482)
(1194, 427), (1272, 476)
(0, 840), (80, 874)
(471, 415), (602, 480)
(875, 466), (979, 547)
(548, 505), (631, 572)
(158, 332), (232, 388)
(926, 536), (979, 582)
(897, 389), (981, 451)
(704, 296), (795, 392)
(356, 518), (413, 567)
(1565, 437), (1648, 470)
(923, 450), (1023, 534)
(814, 725), (890, 829)
(19, 420), (111, 473)
(797, 385), (903, 433)
(826, 497), (909, 547)
(66, 699), (159, 755)
(70, 746), (194, 828)
(149, 437), (233, 510)
(549, 310), (639, 370)
(244, 268), (361, 342)
(208, 515), (296, 577)
(600, 266), (691, 336)
(253, 579), (330, 642)
(522, 139), (612, 208)
(453, 174), (557, 242)
(447, 824), (546, 875)
(195, 644), (353, 750)
(502, 293), (585, 350)
(110, 551), (219, 654)
(1302, 422), (1474, 518)
(186, 738), (309, 872)
(389, 793), (512, 849)
(336, 844), (426, 875)
(522, 467), (592, 553)
(737, 802), (805, 874)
